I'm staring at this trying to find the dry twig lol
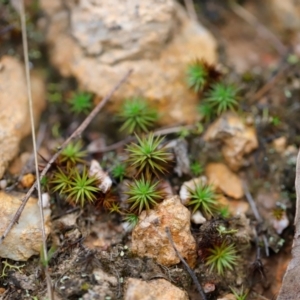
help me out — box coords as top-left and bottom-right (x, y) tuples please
(17, 0), (52, 297)
(243, 182), (269, 257)
(165, 227), (207, 300)
(183, 0), (198, 22)
(250, 62), (290, 104)
(88, 124), (196, 153)
(229, 0), (286, 55)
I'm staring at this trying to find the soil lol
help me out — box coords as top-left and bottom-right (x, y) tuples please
(0, 1), (299, 299)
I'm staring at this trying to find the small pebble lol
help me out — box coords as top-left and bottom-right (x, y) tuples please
(191, 211), (206, 224)
(272, 136), (287, 153)
(41, 192), (50, 208)
(121, 221), (135, 233)
(89, 160), (112, 193)
(20, 173), (35, 188)
(203, 282), (215, 293)
(272, 212), (289, 235)
(0, 179), (7, 190)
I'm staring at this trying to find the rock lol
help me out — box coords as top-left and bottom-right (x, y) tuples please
(0, 56), (45, 178)
(159, 180), (174, 198)
(272, 136), (287, 153)
(131, 196), (197, 267)
(203, 113), (258, 171)
(217, 294), (236, 300)
(173, 139), (190, 177)
(20, 173), (36, 189)
(255, 191), (281, 220)
(203, 282), (215, 293)
(0, 288), (6, 295)
(93, 268), (117, 286)
(0, 191), (51, 261)
(230, 213), (253, 245)
(89, 159), (112, 193)
(40, 0), (217, 125)
(41, 192), (50, 209)
(205, 163), (244, 199)
(55, 212), (79, 228)
(272, 210), (289, 235)
(0, 180), (7, 190)
(82, 268), (117, 300)
(191, 210), (206, 224)
(124, 278), (188, 300)
(218, 195), (249, 216)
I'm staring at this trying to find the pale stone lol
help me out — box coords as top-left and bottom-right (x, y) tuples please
(122, 221), (135, 233)
(191, 210), (206, 224)
(272, 211), (289, 235)
(131, 196), (197, 267)
(124, 278), (188, 300)
(41, 193), (50, 209)
(0, 56), (45, 178)
(217, 294), (236, 300)
(0, 180), (7, 190)
(0, 191), (51, 261)
(40, 0), (217, 126)
(83, 269), (118, 299)
(204, 113), (258, 171)
(203, 282), (215, 293)
(93, 269), (117, 286)
(55, 212), (79, 228)
(89, 159), (112, 193)
(205, 163), (244, 199)
(20, 173), (35, 188)
(272, 136), (287, 153)
(218, 195), (249, 216)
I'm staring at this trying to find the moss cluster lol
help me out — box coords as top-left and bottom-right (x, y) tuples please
(186, 59), (239, 119)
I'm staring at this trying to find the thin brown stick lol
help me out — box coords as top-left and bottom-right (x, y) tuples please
(250, 63), (290, 104)
(165, 227), (207, 300)
(229, 0), (287, 55)
(183, 0), (198, 22)
(88, 124), (196, 153)
(294, 147), (300, 231)
(243, 182), (269, 257)
(18, 0), (52, 298)
(0, 69), (133, 245)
